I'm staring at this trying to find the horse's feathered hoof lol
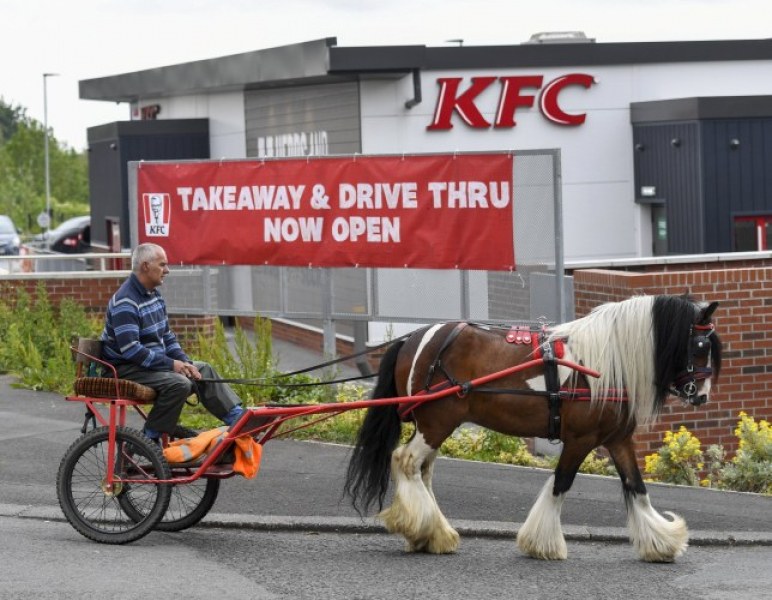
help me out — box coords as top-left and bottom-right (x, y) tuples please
(516, 533), (568, 560)
(628, 499), (689, 562)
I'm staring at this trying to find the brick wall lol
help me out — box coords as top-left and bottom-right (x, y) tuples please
(1, 274), (216, 350)
(571, 260), (772, 465)
(5, 275), (122, 313)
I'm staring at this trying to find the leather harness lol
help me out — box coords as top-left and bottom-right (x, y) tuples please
(406, 322), (568, 442)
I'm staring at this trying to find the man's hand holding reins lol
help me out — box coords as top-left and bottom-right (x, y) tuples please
(173, 360), (202, 380)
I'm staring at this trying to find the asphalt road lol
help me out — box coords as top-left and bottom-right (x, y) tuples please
(1, 517), (770, 600)
(1, 373), (770, 541)
(1, 372), (771, 599)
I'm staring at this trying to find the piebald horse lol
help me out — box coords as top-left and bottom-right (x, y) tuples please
(344, 295), (721, 562)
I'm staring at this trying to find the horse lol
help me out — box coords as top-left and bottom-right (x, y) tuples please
(343, 294), (721, 562)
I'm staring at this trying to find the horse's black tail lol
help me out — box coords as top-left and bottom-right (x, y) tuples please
(343, 338), (405, 516)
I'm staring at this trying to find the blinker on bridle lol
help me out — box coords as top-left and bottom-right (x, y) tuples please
(670, 322), (715, 405)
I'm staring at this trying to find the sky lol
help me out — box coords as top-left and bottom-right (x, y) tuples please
(2, 0), (770, 151)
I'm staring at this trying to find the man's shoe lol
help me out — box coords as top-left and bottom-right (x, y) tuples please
(223, 405), (245, 427)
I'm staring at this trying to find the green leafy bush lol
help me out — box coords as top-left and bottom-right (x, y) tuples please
(708, 413), (772, 494)
(441, 427), (548, 467)
(0, 284), (101, 392)
(645, 414), (771, 495)
(644, 426), (704, 486)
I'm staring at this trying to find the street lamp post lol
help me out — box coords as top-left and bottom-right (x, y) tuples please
(43, 72), (59, 245)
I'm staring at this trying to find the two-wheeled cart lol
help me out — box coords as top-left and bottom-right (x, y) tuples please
(57, 338), (599, 544)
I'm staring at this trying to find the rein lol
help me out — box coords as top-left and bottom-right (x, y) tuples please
(195, 332), (412, 387)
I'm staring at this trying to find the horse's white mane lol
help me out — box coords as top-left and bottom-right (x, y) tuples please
(549, 295), (658, 424)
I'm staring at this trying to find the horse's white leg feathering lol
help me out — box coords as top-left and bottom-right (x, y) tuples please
(516, 475), (568, 560)
(626, 493), (688, 562)
(379, 431), (459, 553)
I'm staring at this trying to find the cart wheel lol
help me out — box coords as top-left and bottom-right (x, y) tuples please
(120, 475), (220, 532)
(119, 426), (219, 531)
(57, 426), (171, 544)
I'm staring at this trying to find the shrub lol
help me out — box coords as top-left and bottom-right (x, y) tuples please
(440, 428), (617, 475)
(194, 317), (273, 406)
(708, 412), (772, 495)
(566, 450), (617, 477)
(645, 414), (771, 495)
(644, 426), (704, 486)
(441, 427), (548, 467)
(0, 284), (101, 392)
(279, 383), (371, 443)
(182, 316), (329, 429)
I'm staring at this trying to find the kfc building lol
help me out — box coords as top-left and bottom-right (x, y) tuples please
(80, 35), (772, 260)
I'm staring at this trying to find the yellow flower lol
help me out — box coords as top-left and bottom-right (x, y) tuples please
(644, 453), (660, 474)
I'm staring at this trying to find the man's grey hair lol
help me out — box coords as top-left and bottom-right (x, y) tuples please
(131, 243), (164, 271)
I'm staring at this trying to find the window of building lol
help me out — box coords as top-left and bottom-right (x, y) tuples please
(733, 216), (772, 251)
(652, 204), (668, 256)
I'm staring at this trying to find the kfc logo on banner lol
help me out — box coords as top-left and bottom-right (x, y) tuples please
(142, 193), (171, 236)
(428, 73), (596, 130)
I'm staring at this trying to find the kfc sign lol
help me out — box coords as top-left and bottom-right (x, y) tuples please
(136, 154), (516, 270)
(428, 73), (596, 130)
(142, 193), (171, 236)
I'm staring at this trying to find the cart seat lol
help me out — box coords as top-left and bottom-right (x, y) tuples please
(73, 376), (157, 403)
(71, 338), (157, 403)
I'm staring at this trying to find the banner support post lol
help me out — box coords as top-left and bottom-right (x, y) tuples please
(321, 268), (336, 361)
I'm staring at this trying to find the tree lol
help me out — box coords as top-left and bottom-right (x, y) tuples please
(0, 98), (27, 145)
(0, 100), (88, 232)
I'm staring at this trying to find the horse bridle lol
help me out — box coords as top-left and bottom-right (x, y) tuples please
(670, 322), (715, 405)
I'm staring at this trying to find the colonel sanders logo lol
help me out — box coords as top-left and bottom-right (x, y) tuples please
(142, 193), (170, 236)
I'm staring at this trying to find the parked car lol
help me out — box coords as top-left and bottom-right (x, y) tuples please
(0, 215), (21, 255)
(30, 215), (91, 254)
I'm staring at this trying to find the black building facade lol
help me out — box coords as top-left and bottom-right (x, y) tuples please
(87, 119), (210, 249)
(632, 96), (772, 254)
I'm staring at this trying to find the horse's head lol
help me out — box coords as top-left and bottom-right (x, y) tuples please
(667, 300), (722, 406)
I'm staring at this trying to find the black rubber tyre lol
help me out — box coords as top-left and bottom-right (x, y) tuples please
(171, 424), (200, 439)
(56, 426), (171, 544)
(119, 425), (219, 531)
(119, 475), (220, 532)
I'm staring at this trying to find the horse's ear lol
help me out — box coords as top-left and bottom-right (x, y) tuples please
(698, 301), (719, 324)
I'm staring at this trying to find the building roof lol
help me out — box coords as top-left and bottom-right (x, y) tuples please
(79, 36), (772, 103)
(631, 95), (772, 123)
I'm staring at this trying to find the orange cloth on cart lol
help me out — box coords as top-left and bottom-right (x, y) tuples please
(163, 426), (262, 479)
(232, 436), (262, 479)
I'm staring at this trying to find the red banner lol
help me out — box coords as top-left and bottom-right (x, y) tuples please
(136, 153), (515, 270)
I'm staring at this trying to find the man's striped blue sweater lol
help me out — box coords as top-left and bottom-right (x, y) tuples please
(101, 273), (189, 370)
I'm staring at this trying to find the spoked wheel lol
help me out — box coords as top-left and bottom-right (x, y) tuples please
(57, 426), (171, 544)
(118, 425), (220, 532)
(119, 474), (220, 532)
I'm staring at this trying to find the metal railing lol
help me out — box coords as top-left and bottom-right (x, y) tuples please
(0, 251), (130, 276)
